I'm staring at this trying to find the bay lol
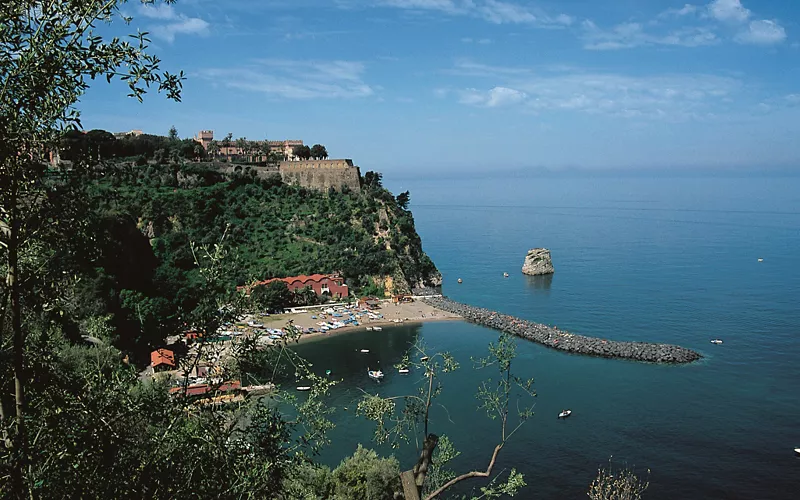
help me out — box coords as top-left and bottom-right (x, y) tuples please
(291, 174), (800, 499)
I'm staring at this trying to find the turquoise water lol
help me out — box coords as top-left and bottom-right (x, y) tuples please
(293, 175), (800, 499)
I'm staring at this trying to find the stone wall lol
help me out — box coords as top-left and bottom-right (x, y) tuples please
(279, 159), (362, 193)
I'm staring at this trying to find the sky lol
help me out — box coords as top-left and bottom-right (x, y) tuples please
(79, 0), (800, 174)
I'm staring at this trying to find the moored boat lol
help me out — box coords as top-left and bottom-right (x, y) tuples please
(398, 367), (410, 374)
(710, 339), (723, 345)
(360, 349), (370, 353)
(373, 326), (382, 331)
(794, 447), (800, 457)
(558, 409), (572, 419)
(503, 272), (509, 278)
(296, 386), (311, 391)
(368, 369), (384, 381)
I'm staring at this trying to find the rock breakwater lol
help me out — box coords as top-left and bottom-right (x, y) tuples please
(424, 297), (701, 364)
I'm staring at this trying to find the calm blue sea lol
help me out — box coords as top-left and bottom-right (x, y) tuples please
(293, 174), (800, 499)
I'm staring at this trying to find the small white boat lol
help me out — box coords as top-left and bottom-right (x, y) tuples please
(420, 356), (429, 362)
(558, 410), (572, 419)
(758, 258), (764, 262)
(366, 327), (374, 331)
(794, 447), (800, 457)
(373, 326), (382, 331)
(710, 339), (723, 345)
(457, 278), (463, 284)
(398, 368), (410, 374)
(368, 369), (384, 381)
(360, 349), (370, 353)
(296, 386), (311, 391)
(503, 272), (509, 278)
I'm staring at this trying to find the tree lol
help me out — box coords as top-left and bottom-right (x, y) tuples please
(311, 144), (328, 160)
(396, 191), (411, 210)
(168, 125), (179, 141)
(293, 145), (312, 161)
(250, 281), (293, 313)
(357, 333), (534, 499)
(0, 1), (183, 494)
(363, 171), (383, 189)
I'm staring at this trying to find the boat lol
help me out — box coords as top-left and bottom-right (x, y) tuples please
(373, 326), (382, 331)
(457, 278), (463, 284)
(398, 368), (410, 374)
(366, 327), (374, 331)
(368, 369), (384, 381)
(420, 356), (429, 362)
(325, 370), (332, 376)
(558, 409), (572, 419)
(296, 386), (311, 391)
(503, 272), (509, 278)
(710, 339), (723, 345)
(794, 447), (800, 457)
(758, 258), (764, 262)
(360, 349), (370, 353)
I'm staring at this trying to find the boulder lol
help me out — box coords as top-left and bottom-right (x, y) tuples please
(521, 248), (554, 276)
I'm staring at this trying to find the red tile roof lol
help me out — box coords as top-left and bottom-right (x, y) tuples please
(239, 274), (344, 291)
(151, 349), (175, 368)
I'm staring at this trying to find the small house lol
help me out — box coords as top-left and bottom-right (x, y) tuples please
(151, 349), (175, 372)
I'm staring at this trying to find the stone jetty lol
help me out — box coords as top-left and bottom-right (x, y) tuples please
(424, 297), (702, 364)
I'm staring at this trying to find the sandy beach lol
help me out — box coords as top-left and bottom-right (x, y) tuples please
(257, 299), (462, 343)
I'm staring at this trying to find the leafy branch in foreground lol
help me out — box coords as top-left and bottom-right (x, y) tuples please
(357, 334), (535, 499)
(587, 457), (650, 500)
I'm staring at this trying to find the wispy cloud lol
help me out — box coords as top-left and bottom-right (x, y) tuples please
(139, 4), (210, 42)
(735, 19), (786, 45)
(198, 59), (374, 99)
(445, 61), (743, 120)
(366, 0), (573, 27)
(584, 0), (786, 50)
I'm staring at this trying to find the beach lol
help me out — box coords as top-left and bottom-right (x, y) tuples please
(258, 299), (461, 343)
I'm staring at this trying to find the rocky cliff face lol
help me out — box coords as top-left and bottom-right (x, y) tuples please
(521, 248), (554, 276)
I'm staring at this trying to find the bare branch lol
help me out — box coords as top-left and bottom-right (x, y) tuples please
(423, 443), (504, 500)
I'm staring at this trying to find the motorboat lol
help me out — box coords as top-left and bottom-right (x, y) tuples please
(794, 447), (800, 457)
(710, 339), (723, 345)
(398, 367), (410, 374)
(373, 326), (383, 331)
(360, 349), (370, 353)
(558, 409), (572, 419)
(296, 386), (311, 391)
(503, 272), (509, 278)
(457, 278), (463, 284)
(420, 356), (429, 362)
(758, 258), (764, 262)
(366, 327), (374, 331)
(368, 369), (384, 381)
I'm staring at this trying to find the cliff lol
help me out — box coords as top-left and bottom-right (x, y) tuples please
(521, 248), (554, 276)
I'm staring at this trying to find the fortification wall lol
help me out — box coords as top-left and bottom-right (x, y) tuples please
(279, 160), (362, 192)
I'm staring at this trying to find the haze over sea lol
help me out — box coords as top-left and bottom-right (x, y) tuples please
(293, 174), (800, 499)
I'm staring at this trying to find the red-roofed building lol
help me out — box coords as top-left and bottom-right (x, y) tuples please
(151, 349), (175, 372)
(242, 274), (349, 298)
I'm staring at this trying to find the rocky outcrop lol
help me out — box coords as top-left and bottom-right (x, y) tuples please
(522, 248), (554, 276)
(424, 297), (702, 364)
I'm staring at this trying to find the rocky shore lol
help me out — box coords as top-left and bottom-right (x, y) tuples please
(424, 297), (702, 364)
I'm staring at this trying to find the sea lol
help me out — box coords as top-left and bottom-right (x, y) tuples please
(291, 174), (800, 499)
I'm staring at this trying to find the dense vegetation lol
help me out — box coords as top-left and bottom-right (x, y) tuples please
(68, 157), (439, 358)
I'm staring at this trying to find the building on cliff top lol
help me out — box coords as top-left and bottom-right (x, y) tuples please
(193, 130), (303, 162)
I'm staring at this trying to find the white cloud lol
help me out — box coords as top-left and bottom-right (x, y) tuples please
(198, 59), (374, 100)
(708, 0), (751, 23)
(582, 20), (718, 50)
(664, 4), (699, 17)
(735, 19), (786, 45)
(139, 4), (210, 42)
(375, 0), (572, 27)
(459, 86), (527, 107)
(447, 61), (743, 120)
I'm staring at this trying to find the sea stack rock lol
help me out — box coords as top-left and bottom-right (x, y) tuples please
(522, 248), (554, 276)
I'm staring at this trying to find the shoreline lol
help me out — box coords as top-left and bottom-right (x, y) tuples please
(293, 315), (462, 344)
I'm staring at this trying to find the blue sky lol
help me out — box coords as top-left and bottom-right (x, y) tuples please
(80, 0), (800, 173)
